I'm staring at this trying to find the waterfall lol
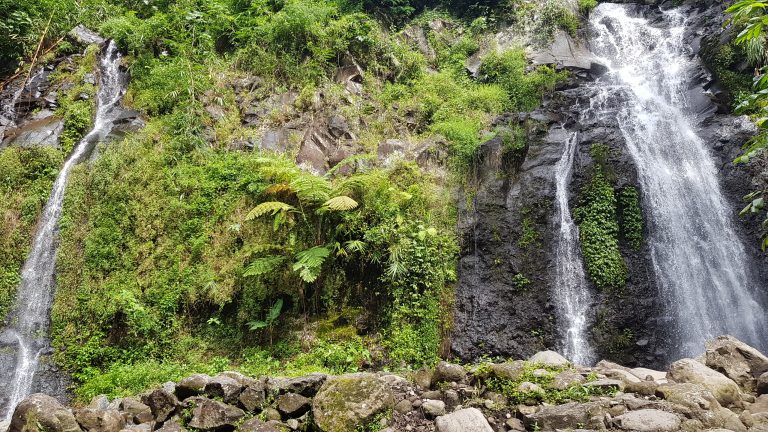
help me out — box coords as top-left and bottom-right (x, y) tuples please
(586, 4), (767, 358)
(553, 130), (596, 365)
(0, 41), (126, 420)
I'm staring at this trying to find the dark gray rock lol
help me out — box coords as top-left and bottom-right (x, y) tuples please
(140, 389), (179, 423)
(74, 409), (124, 432)
(186, 397), (245, 431)
(276, 393), (310, 418)
(204, 375), (243, 404)
(176, 374), (211, 399)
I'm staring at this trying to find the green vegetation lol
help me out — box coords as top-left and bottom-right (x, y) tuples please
(578, 0), (597, 14)
(0, 147), (63, 318)
(0, 0), (576, 399)
(618, 187), (643, 250)
(726, 1), (768, 249)
(479, 362), (616, 405)
(573, 145), (627, 290)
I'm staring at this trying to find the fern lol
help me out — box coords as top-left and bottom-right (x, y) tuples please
(264, 183), (294, 195)
(322, 196), (359, 211)
(291, 174), (331, 204)
(293, 246), (330, 283)
(244, 256), (286, 277)
(245, 201), (295, 220)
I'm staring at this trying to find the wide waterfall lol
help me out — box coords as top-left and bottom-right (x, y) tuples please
(0, 41), (126, 420)
(586, 4), (767, 358)
(553, 131), (595, 365)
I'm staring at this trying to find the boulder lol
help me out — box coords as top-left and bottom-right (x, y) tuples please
(529, 351), (569, 367)
(118, 398), (152, 424)
(549, 371), (586, 390)
(141, 389), (179, 422)
(74, 409), (124, 432)
(435, 408), (493, 432)
(9, 394), (82, 432)
(186, 397), (245, 431)
(759, 372), (768, 395)
(705, 335), (768, 392)
(488, 361), (526, 381)
(312, 373), (394, 432)
(530, 30), (603, 72)
(67, 25), (105, 48)
(613, 409), (681, 432)
(422, 400), (446, 418)
(239, 382), (267, 412)
(523, 402), (605, 430)
(155, 421), (186, 432)
(630, 367), (667, 382)
(656, 383), (746, 431)
(276, 393), (310, 418)
(272, 374), (327, 397)
(668, 358), (742, 406)
(585, 378), (625, 392)
(176, 374), (211, 399)
(236, 418), (283, 432)
(204, 375), (243, 403)
(435, 361), (467, 383)
(413, 368), (434, 389)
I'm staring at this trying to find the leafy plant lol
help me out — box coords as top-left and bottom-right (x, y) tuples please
(248, 299), (284, 331)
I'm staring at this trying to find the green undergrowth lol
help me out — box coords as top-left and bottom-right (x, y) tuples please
(573, 145), (627, 291)
(0, 147), (64, 319)
(618, 186), (643, 251)
(478, 362), (616, 405)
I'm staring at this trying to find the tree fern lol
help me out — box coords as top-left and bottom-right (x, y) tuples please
(245, 201), (295, 220)
(293, 246), (330, 283)
(244, 256), (286, 277)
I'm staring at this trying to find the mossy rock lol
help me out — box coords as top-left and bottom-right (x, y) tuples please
(312, 373), (394, 432)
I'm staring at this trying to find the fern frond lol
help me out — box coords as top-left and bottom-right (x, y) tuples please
(322, 196), (359, 211)
(245, 201), (295, 220)
(344, 240), (366, 254)
(293, 246), (330, 283)
(244, 256), (286, 277)
(264, 183), (294, 195)
(290, 174), (331, 204)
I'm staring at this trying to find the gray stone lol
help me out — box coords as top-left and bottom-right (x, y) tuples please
(524, 402), (605, 430)
(67, 25), (105, 47)
(236, 418), (282, 432)
(529, 351), (569, 367)
(630, 367), (667, 382)
(613, 409), (681, 432)
(276, 393), (310, 417)
(140, 389), (179, 422)
(531, 30), (603, 72)
(549, 371), (586, 390)
(489, 361), (526, 381)
(155, 420), (185, 432)
(435, 361), (467, 383)
(88, 396), (110, 411)
(668, 358), (742, 406)
(422, 400), (446, 418)
(186, 397), (245, 431)
(176, 374), (211, 399)
(585, 378), (625, 392)
(759, 372), (768, 396)
(705, 335), (768, 392)
(9, 394), (82, 432)
(239, 382), (267, 412)
(118, 398), (152, 425)
(435, 408), (492, 432)
(204, 375), (243, 403)
(74, 409), (124, 432)
(312, 373), (394, 432)
(394, 399), (412, 414)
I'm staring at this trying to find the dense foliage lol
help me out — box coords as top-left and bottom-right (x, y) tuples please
(0, 0), (576, 398)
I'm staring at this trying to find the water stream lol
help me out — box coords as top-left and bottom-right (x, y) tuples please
(553, 130), (596, 365)
(586, 4), (767, 358)
(0, 41), (126, 420)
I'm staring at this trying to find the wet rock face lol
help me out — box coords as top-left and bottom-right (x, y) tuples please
(453, 0), (762, 367)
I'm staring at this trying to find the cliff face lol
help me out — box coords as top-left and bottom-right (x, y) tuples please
(452, 0), (765, 367)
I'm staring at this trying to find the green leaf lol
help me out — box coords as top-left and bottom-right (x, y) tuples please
(293, 246), (330, 283)
(321, 195), (359, 211)
(244, 256), (286, 277)
(245, 201), (295, 220)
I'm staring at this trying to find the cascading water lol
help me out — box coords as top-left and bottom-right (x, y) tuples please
(553, 130), (595, 365)
(0, 41), (126, 420)
(586, 4), (767, 358)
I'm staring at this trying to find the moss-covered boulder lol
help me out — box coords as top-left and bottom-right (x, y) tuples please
(9, 394), (82, 432)
(312, 373), (394, 432)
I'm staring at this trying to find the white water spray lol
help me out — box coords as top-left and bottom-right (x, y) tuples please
(586, 4), (766, 357)
(553, 130), (596, 365)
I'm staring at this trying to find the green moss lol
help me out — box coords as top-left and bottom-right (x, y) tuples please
(573, 166), (627, 291)
(578, 0), (598, 14)
(512, 273), (530, 290)
(618, 187), (643, 250)
(710, 43), (753, 100)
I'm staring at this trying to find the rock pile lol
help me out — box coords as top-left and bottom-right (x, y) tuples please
(7, 336), (768, 432)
